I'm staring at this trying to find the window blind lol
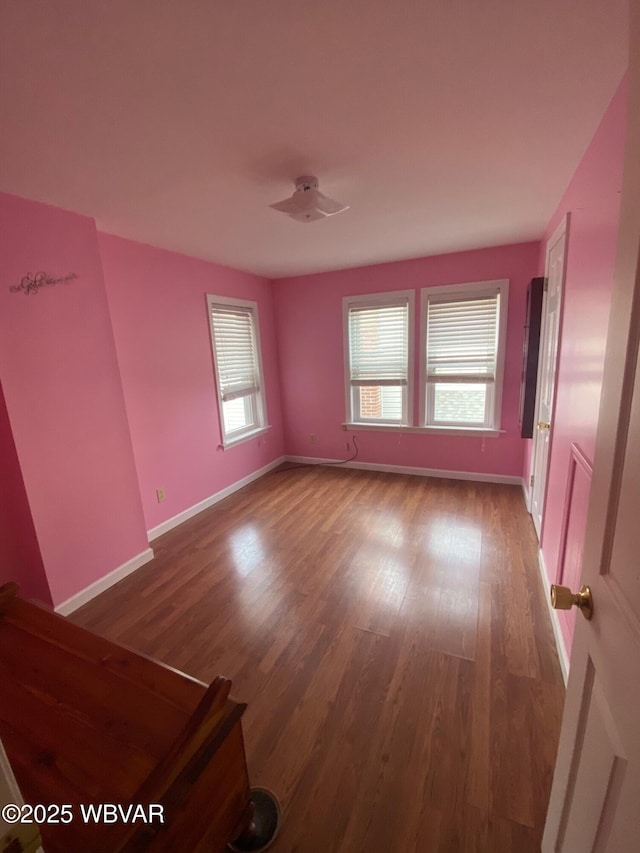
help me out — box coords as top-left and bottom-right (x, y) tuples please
(348, 300), (409, 386)
(426, 294), (499, 385)
(210, 304), (259, 401)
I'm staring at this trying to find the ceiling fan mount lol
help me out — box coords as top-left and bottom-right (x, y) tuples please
(269, 175), (349, 223)
(293, 176), (319, 192)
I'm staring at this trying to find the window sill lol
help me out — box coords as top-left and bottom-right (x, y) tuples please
(220, 425), (271, 449)
(342, 423), (504, 438)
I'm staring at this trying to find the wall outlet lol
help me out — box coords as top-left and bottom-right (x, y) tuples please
(309, 433), (317, 443)
(156, 487), (166, 503)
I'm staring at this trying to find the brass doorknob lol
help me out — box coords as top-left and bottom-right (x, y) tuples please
(550, 584), (593, 620)
(538, 421), (551, 430)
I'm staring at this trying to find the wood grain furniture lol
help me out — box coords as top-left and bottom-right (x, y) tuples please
(0, 582), (254, 852)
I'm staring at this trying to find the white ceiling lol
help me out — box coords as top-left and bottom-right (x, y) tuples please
(0, 1), (628, 278)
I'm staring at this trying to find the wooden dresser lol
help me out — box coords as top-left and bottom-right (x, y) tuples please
(0, 582), (253, 852)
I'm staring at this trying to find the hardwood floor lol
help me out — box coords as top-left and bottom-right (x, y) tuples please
(72, 466), (565, 852)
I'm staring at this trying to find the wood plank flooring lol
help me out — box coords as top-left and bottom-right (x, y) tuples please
(72, 466), (565, 852)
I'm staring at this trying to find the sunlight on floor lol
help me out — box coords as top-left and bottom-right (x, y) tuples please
(229, 524), (267, 578)
(424, 518), (482, 568)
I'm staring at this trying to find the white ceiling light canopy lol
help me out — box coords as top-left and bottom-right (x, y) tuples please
(269, 175), (349, 223)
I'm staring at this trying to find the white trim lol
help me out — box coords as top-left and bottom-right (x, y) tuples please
(0, 739), (25, 805)
(147, 456), (286, 540)
(343, 289), (415, 427)
(537, 548), (570, 685)
(221, 424), (271, 449)
(55, 457), (286, 613)
(207, 293), (268, 446)
(285, 455), (523, 485)
(55, 547), (155, 615)
(1, 740), (43, 850)
(342, 422), (503, 437)
(525, 470), (533, 513)
(530, 213), (570, 537)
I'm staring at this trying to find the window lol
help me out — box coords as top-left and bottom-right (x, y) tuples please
(344, 291), (413, 425)
(421, 280), (508, 429)
(207, 295), (267, 446)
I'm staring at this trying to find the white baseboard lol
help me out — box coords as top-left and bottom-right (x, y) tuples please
(54, 457), (286, 614)
(55, 547), (155, 616)
(53, 455), (524, 616)
(147, 456), (286, 541)
(521, 480), (530, 507)
(537, 548), (570, 684)
(285, 455), (524, 486)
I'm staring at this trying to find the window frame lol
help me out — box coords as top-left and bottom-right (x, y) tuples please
(419, 279), (509, 432)
(343, 290), (415, 427)
(206, 294), (268, 448)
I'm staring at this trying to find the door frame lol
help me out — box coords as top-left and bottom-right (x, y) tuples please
(527, 213), (570, 533)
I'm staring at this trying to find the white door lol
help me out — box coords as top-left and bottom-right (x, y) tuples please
(542, 8), (640, 849)
(530, 215), (568, 537)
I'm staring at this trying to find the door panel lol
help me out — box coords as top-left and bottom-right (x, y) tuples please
(557, 661), (626, 852)
(607, 353), (640, 619)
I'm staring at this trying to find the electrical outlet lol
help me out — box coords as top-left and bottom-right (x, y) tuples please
(309, 433), (317, 443)
(156, 487), (166, 503)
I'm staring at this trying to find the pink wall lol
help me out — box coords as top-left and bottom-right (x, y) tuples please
(531, 77), (627, 652)
(0, 74), (625, 621)
(0, 193), (149, 607)
(97, 234), (285, 531)
(0, 380), (51, 604)
(273, 242), (539, 476)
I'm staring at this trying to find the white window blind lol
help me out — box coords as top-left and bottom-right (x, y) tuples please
(210, 304), (260, 402)
(349, 301), (409, 386)
(208, 296), (266, 445)
(346, 296), (411, 424)
(424, 286), (504, 428)
(426, 294), (499, 386)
